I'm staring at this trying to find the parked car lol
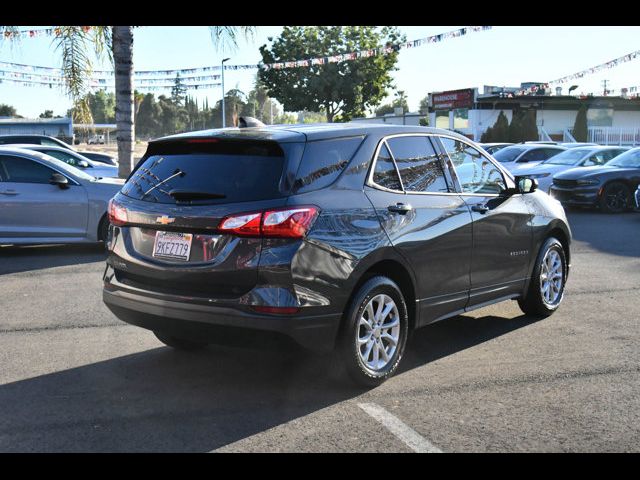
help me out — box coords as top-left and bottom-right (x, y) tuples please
(0, 146), (124, 245)
(512, 146), (629, 193)
(5, 144), (118, 178)
(559, 142), (598, 149)
(0, 134), (118, 166)
(492, 144), (567, 171)
(79, 151), (118, 166)
(478, 142), (513, 155)
(550, 147), (640, 213)
(0, 134), (73, 150)
(102, 123), (572, 387)
(88, 134), (105, 145)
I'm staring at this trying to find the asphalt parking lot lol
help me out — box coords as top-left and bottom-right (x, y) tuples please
(0, 210), (638, 452)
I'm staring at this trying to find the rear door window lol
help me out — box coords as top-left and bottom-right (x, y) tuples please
(386, 136), (449, 193)
(122, 140), (287, 204)
(293, 136), (363, 193)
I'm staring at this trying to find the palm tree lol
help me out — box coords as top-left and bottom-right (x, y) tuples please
(1, 26), (256, 178)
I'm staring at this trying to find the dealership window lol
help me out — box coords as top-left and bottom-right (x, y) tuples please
(587, 108), (613, 127)
(435, 110), (449, 129)
(453, 108), (469, 129)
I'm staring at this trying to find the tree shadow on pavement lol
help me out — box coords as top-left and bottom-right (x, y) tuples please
(0, 243), (107, 276)
(0, 312), (540, 452)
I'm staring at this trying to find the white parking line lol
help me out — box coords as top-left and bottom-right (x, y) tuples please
(358, 402), (443, 453)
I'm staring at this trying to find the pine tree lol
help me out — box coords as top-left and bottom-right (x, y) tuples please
(572, 104), (588, 142)
(481, 126), (494, 143)
(508, 111), (524, 143)
(522, 110), (539, 141)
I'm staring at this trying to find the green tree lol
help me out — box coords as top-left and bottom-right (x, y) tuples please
(297, 110), (327, 123)
(482, 110), (510, 142)
(258, 26), (404, 122)
(39, 110), (54, 118)
(1, 25), (255, 178)
(88, 90), (116, 123)
(572, 104), (588, 142)
(521, 110), (538, 141)
(171, 73), (187, 107)
(0, 104), (18, 116)
(135, 93), (162, 138)
(375, 90), (409, 117)
(480, 125), (494, 143)
(508, 112), (523, 143)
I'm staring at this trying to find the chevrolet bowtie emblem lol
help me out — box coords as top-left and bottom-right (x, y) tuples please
(156, 215), (175, 225)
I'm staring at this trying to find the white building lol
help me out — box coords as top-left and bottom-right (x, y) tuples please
(427, 86), (640, 145)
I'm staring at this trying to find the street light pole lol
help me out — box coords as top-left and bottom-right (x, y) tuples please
(221, 57), (230, 128)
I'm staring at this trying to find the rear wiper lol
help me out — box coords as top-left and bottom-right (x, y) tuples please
(143, 169), (185, 197)
(168, 189), (227, 201)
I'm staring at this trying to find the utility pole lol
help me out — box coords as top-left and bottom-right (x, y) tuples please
(602, 79), (609, 96)
(221, 58), (230, 128)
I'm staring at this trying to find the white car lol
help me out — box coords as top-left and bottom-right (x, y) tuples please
(88, 135), (105, 145)
(513, 146), (628, 193)
(492, 144), (567, 172)
(3, 144), (119, 178)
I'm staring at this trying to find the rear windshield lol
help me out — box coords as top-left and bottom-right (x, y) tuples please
(121, 140), (287, 204)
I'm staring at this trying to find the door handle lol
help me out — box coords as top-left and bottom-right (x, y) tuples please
(0, 190), (18, 196)
(387, 203), (412, 214)
(471, 204), (490, 214)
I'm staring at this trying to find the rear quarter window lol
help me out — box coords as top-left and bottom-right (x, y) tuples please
(292, 136), (364, 193)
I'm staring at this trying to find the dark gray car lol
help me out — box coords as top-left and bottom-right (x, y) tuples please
(550, 147), (640, 213)
(103, 124), (572, 387)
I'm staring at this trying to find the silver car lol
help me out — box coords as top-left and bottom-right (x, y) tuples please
(2, 144), (118, 178)
(512, 146), (628, 193)
(0, 147), (124, 245)
(491, 144), (567, 171)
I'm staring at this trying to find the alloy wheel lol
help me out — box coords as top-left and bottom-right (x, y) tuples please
(357, 294), (400, 372)
(540, 249), (563, 305)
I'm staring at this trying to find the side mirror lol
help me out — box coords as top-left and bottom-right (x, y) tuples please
(78, 160), (90, 168)
(517, 176), (538, 194)
(49, 173), (69, 189)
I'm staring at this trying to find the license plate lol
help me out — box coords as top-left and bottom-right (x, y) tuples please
(152, 231), (193, 261)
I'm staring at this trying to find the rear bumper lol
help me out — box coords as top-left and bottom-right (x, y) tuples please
(103, 283), (342, 352)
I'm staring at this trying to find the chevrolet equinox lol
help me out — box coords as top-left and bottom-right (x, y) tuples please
(103, 124), (571, 387)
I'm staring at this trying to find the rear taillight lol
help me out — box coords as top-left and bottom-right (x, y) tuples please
(218, 212), (262, 236)
(262, 207), (319, 238)
(108, 199), (128, 226)
(218, 206), (319, 239)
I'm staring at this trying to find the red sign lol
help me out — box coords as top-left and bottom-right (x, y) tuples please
(432, 89), (475, 110)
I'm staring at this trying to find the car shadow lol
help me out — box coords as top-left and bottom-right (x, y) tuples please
(0, 312), (540, 452)
(0, 243), (107, 276)
(565, 210), (640, 258)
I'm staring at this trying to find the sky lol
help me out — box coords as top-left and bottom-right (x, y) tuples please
(1, 26), (639, 119)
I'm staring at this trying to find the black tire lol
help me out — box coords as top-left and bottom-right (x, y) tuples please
(339, 276), (409, 388)
(154, 331), (208, 351)
(98, 215), (110, 243)
(518, 237), (567, 317)
(599, 182), (631, 213)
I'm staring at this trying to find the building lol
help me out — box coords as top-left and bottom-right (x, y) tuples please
(0, 117), (74, 143)
(427, 85), (640, 145)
